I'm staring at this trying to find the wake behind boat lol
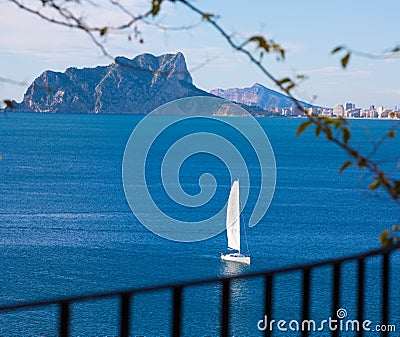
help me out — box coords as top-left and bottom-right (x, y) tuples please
(221, 180), (251, 265)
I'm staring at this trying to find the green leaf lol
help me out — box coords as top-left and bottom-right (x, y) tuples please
(249, 35), (266, 43)
(271, 42), (285, 59)
(315, 125), (322, 137)
(3, 99), (15, 109)
(393, 180), (400, 194)
(151, 0), (163, 16)
(99, 27), (107, 36)
(383, 238), (394, 247)
(325, 126), (332, 139)
(249, 36), (270, 52)
(357, 159), (366, 168)
(285, 82), (295, 92)
(331, 46), (344, 54)
(277, 77), (291, 86)
(296, 120), (312, 136)
(379, 228), (396, 247)
(279, 48), (285, 60)
(380, 229), (389, 240)
(342, 127), (350, 144)
(380, 229), (393, 247)
(339, 161), (352, 173)
(341, 53), (351, 68)
(369, 180), (380, 190)
(202, 13), (214, 20)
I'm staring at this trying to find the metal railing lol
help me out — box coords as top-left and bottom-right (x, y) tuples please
(0, 245), (398, 337)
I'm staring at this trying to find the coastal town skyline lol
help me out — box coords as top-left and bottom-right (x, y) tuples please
(299, 102), (399, 119)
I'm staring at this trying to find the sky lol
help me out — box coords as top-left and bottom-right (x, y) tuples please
(1, 0), (399, 109)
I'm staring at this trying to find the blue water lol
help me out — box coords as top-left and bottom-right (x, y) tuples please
(0, 113), (399, 336)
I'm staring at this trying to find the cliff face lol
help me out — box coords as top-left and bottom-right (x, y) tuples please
(13, 52), (209, 114)
(211, 83), (313, 111)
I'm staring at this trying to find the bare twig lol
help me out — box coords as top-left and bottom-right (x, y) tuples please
(8, 0), (154, 57)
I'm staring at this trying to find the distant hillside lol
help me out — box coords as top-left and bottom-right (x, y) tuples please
(211, 83), (316, 111)
(5, 53), (302, 116)
(9, 52), (211, 114)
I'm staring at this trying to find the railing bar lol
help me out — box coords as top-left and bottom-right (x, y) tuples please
(301, 269), (311, 337)
(59, 301), (70, 337)
(0, 245), (398, 313)
(357, 259), (365, 337)
(332, 263), (341, 337)
(172, 286), (183, 337)
(119, 293), (131, 337)
(221, 279), (231, 337)
(263, 274), (273, 337)
(381, 252), (390, 337)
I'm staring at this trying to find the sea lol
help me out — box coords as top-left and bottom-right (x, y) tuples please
(0, 112), (399, 336)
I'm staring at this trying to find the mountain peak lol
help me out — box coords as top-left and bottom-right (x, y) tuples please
(11, 52), (204, 114)
(114, 52), (192, 83)
(210, 83), (314, 111)
(252, 82), (265, 89)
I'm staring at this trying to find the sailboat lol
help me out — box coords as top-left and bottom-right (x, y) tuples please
(221, 180), (251, 265)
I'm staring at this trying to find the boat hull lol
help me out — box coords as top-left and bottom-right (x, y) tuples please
(221, 253), (250, 265)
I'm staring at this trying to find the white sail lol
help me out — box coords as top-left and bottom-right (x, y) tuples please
(226, 180), (240, 253)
